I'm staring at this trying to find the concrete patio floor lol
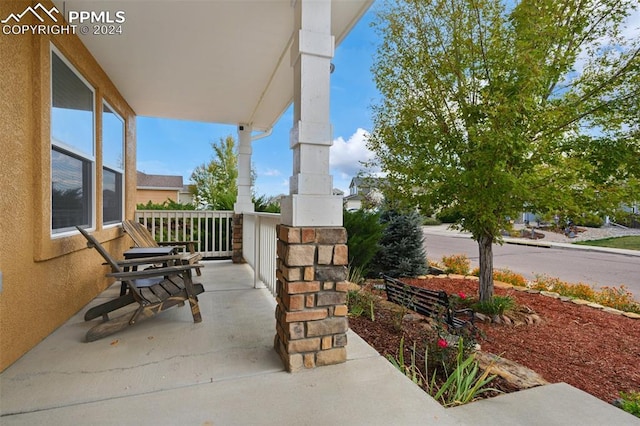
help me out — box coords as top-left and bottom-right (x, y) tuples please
(1, 260), (637, 425)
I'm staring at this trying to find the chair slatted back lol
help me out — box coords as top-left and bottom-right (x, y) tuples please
(122, 220), (160, 248)
(76, 226), (145, 303)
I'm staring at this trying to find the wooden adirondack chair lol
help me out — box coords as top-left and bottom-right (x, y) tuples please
(122, 220), (203, 276)
(77, 226), (204, 342)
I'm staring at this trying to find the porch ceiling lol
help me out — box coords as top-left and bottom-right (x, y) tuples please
(53, 0), (373, 131)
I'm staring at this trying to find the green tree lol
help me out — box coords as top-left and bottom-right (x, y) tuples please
(371, 209), (428, 278)
(368, 0), (640, 300)
(191, 135), (238, 209)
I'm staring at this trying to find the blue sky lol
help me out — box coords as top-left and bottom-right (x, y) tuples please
(136, 3), (640, 198)
(136, 5), (381, 197)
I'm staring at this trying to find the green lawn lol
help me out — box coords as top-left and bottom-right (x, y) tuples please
(575, 236), (640, 251)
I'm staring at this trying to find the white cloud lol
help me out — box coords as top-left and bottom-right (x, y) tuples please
(263, 168), (282, 177)
(623, 8), (640, 40)
(330, 128), (375, 179)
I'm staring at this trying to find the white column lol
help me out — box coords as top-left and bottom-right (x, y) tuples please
(280, 0), (342, 227)
(234, 124), (255, 213)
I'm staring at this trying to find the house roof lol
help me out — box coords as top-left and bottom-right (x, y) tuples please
(350, 176), (384, 188)
(137, 171), (183, 190)
(52, 0), (373, 131)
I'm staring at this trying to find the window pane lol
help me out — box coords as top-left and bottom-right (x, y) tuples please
(52, 148), (91, 232)
(102, 104), (124, 170)
(51, 52), (94, 156)
(103, 168), (122, 224)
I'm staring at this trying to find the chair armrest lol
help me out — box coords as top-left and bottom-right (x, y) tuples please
(157, 241), (198, 246)
(113, 255), (184, 267)
(157, 241), (198, 253)
(107, 264), (201, 280)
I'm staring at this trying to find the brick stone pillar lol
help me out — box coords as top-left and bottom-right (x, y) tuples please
(232, 214), (244, 263)
(274, 225), (349, 372)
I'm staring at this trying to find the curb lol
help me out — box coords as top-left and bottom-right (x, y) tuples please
(504, 239), (552, 248)
(503, 238), (640, 257)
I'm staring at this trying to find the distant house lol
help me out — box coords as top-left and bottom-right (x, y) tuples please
(343, 177), (383, 211)
(136, 171), (184, 205)
(179, 185), (196, 205)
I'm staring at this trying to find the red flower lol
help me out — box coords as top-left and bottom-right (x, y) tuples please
(437, 338), (448, 348)
(458, 291), (467, 299)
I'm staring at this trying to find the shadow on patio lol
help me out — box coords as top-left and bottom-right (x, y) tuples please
(0, 260), (457, 425)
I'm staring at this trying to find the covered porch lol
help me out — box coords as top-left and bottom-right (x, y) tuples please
(0, 260), (457, 424)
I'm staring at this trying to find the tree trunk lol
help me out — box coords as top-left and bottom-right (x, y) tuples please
(478, 233), (494, 302)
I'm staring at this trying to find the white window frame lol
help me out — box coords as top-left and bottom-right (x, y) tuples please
(50, 45), (96, 237)
(101, 100), (125, 227)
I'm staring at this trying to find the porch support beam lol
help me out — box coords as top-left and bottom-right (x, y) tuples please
(234, 124), (254, 214)
(274, 0), (348, 372)
(280, 0), (342, 227)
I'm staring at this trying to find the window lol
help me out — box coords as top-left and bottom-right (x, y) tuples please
(51, 147), (92, 231)
(51, 48), (95, 234)
(102, 102), (124, 225)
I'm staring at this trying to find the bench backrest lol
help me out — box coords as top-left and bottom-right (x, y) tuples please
(382, 274), (450, 319)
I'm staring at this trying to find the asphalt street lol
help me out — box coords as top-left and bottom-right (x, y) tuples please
(422, 228), (640, 300)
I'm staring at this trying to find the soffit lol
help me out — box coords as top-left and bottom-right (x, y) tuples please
(53, 0), (372, 130)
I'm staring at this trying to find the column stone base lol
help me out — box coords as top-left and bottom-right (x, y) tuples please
(274, 224), (349, 372)
(232, 214), (244, 264)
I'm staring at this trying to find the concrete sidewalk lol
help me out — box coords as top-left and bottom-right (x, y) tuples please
(1, 260), (638, 425)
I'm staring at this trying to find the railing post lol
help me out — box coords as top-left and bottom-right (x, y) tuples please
(254, 215), (265, 288)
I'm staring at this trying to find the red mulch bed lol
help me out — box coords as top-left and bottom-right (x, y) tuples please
(349, 277), (640, 403)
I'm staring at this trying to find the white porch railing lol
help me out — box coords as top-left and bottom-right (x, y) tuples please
(134, 210), (234, 258)
(242, 212), (280, 295)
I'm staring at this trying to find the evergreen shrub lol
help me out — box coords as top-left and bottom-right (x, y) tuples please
(344, 209), (384, 275)
(371, 210), (427, 277)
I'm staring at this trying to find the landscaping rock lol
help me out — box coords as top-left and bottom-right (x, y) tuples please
(494, 281), (513, 289)
(475, 312), (489, 322)
(571, 299), (591, 305)
(476, 351), (549, 389)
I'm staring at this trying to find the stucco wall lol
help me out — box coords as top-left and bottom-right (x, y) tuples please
(136, 189), (181, 206)
(0, 0), (137, 371)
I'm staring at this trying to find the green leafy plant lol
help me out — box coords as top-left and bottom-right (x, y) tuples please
(423, 216), (441, 226)
(472, 296), (516, 316)
(136, 199), (195, 210)
(347, 264), (366, 285)
(617, 391), (640, 418)
(387, 336), (423, 385)
(253, 194), (281, 213)
(347, 290), (375, 321)
(426, 338), (499, 407)
(441, 254), (470, 275)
